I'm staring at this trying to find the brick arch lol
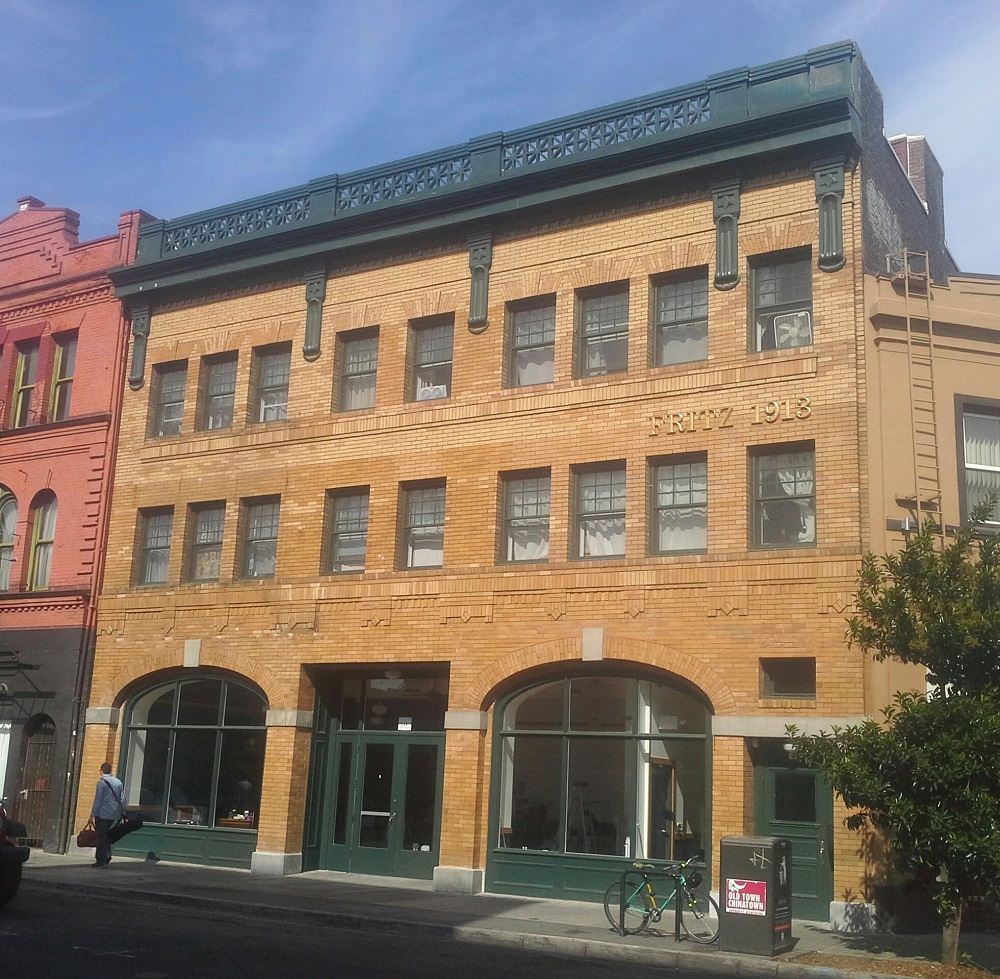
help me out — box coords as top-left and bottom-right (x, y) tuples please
(93, 648), (287, 711)
(461, 635), (736, 714)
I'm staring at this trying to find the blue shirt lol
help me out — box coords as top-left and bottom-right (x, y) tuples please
(91, 774), (125, 821)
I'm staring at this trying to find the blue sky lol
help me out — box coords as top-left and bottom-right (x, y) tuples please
(2, 0), (998, 272)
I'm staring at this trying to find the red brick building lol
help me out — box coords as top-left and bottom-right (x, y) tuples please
(0, 197), (147, 850)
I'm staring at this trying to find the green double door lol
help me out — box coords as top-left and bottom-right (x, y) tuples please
(319, 733), (444, 879)
(755, 766), (833, 921)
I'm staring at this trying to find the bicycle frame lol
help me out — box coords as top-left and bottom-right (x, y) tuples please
(616, 865), (691, 940)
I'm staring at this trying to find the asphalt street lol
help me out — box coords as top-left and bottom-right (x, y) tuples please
(3, 882), (736, 979)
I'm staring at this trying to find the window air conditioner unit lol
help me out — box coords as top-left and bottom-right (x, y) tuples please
(773, 310), (813, 348)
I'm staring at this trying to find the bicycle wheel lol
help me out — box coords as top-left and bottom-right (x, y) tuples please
(603, 874), (653, 934)
(679, 887), (720, 943)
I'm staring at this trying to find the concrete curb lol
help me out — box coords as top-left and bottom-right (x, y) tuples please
(22, 875), (890, 979)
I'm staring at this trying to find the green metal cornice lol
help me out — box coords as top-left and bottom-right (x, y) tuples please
(112, 42), (865, 300)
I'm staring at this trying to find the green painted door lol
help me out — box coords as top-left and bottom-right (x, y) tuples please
(319, 733), (443, 879)
(756, 766), (833, 921)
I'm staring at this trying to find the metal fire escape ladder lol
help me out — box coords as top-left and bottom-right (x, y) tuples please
(892, 250), (941, 533)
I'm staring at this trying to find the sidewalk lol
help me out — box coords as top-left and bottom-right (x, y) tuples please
(17, 851), (999, 978)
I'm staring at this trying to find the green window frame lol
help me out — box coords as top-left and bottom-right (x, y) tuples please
(50, 333), (78, 422)
(13, 341), (40, 428)
(27, 493), (57, 590)
(0, 489), (18, 590)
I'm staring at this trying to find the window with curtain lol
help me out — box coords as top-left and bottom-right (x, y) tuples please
(199, 354), (238, 430)
(502, 471), (550, 563)
(507, 298), (555, 387)
(577, 287), (628, 378)
(575, 465), (626, 558)
(962, 410), (1000, 523)
(123, 677), (267, 828)
(253, 344), (290, 423)
(650, 456), (707, 553)
(0, 490), (17, 590)
(402, 482), (445, 568)
(410, 318), (453, 402)
(653, 271), (708, 366)
(13, 341), (39, 428)
(50, 333), (78, 421)
(138, 509), (173, 585)
(188, 503), (225, 581)
(241, 498), (279, 579)
(337, 329), (379, 411)
(752, 446), (816, 548)
(27, 493), (57, 590)
(326, 489), (369, 572)
(151, 362), (187, 437)
(751, 253), (813, 352)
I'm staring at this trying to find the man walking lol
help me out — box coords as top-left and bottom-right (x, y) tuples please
(90, 762), (125, 867)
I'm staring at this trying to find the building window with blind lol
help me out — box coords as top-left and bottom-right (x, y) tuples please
(187, 503), (225, 582)
(150, 362), (187, 438)
(27, 492), (57, 590)
(507, 298), (555, 387)
(252, 344), (290, 423)
(199, 354), (238, 431)
(337, 329), (379, 411)
(137, 509), (173, 586)
(751, 252), (813, 352)
(650, 455), (707, 553)
(751, 444), (816, 549)
(325, 489), (369, 573)
(653, 271), (708, 366)
(409, 317), (453, 402)
(240, 498), (280, 579)
(0, 489), (17, 591)
(13, 341), (39, 428)
(962, 407), (1000, 523)
(501, 471), (550, 563)
(576, 286), (628, 378)
(401, 482), (446, 568)
(50, 333), (78, 421)
(574, 464), (626, 558)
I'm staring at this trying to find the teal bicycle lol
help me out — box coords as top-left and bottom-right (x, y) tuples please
(603, 856), (720, 943)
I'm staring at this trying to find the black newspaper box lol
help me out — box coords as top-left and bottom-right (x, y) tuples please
(719, 835), (793, 955)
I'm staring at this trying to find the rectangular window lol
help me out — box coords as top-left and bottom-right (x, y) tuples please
(410, 317), (453, 402)
(188, 504), (226, 582)
(200, 354), (238, 430)
(962, 410), (1000, 523)
(577, 286), (628, 378)
(13, 341), (39, 428)
(507, 298), (555, 387)
(326, 489), (369, 572)
(337, 329), (379, 411)
(253, 344), (290, 423)
(241, 498), (279, 579)
(650, 455), (707, 553)
(138, 509), (173, 585)
(751, 253), (813, 351)
(653, 272), (708, 366)
(760, 657), (816, 699)
(50, 333), (78, 421)
(402, 482), (446, 568)
(751, 445), (816, 549)
(502, 471), (550, 563)
(151, 363), (187, 437)
(575, 464), (626, 558)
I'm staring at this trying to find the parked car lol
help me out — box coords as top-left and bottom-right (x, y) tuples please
(0, 799), (29, 905)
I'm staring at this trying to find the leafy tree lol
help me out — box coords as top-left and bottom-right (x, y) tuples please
(792, 506), (1000, 964)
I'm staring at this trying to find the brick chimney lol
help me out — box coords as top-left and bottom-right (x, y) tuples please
(17, 196), (46, 211)
(888, 135), (947, 255)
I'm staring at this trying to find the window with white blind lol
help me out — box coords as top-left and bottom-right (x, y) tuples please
(962, 410), (1000, 523)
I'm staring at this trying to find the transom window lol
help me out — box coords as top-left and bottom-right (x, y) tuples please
(575, 465), (625, 558)
(650, 455), (707, 553)
(410, 317), (453, 402)
(188, 504), (225, 581)
(123, 677), (267, 829)
(501, 471), (550, 563)
(151, 363), (187, 437)
(402, 482), (446, 568)
(962, 410), (1000, 523)
(200, 354), (238, 431)
(253, 345), (290, 423)
(653, 272), (708, 366)
(577, 286), (628, 378)
(751, 253), (813, 352)
(337, 329), (379, 411)
(751, 445), (816, 548)
(496, 674), (709, 861)
(138, 509), (173, 585)
(507, 298), (555, 387)
(50, 333), (78, 422)
(326, 489), (369, 573)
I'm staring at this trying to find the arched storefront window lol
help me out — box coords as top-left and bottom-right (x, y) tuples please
(0, 489), (17, 590)
(122, 677), (267, 829)
(495, 674), (710, 862)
